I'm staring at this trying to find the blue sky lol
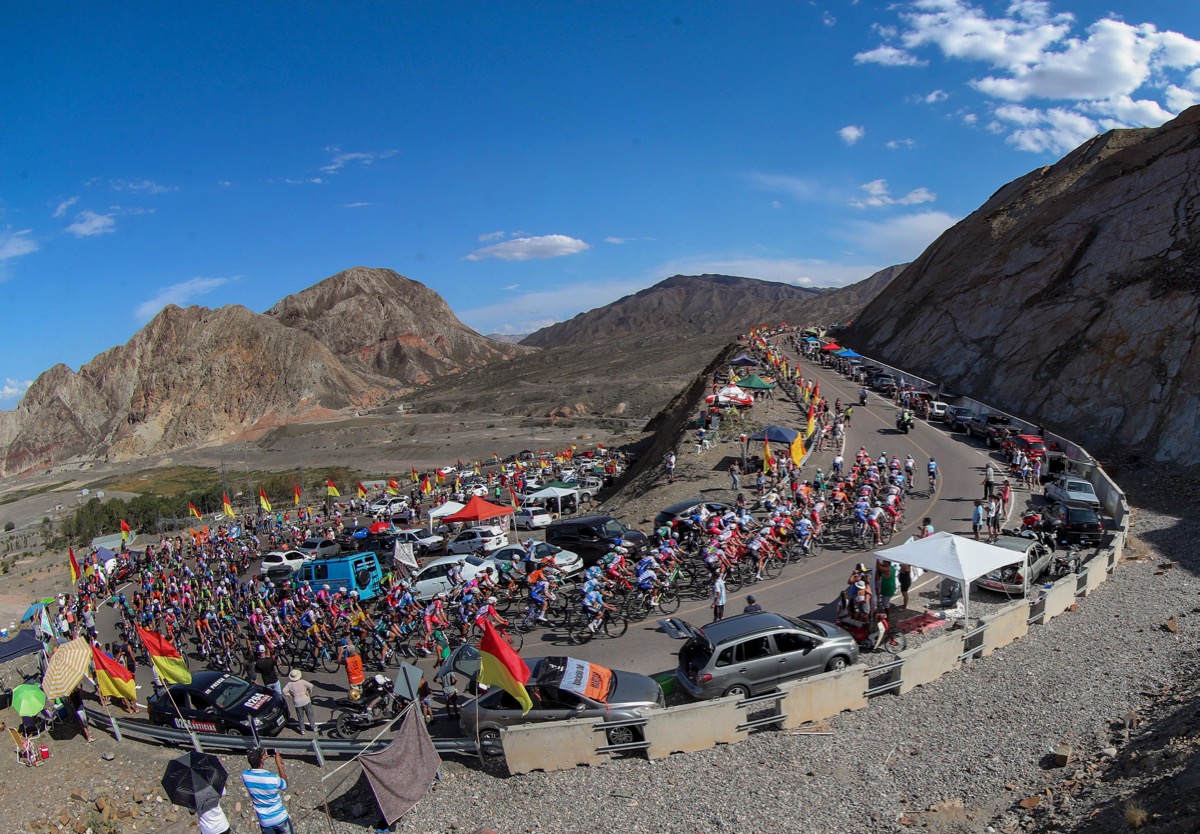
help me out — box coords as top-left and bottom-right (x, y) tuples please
(3, 1), (1199, 403)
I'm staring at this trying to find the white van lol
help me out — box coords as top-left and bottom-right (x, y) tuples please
(928, 401), (949, 421)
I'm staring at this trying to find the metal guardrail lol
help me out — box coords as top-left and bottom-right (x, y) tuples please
(734, 690), (788, 732)
(864, 658), (904, 697)
(958, 622), (989, 662)
(593, 716), (650, 754)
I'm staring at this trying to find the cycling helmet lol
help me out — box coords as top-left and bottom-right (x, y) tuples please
(487, 596), (498, 604)
(323, 584), (331, 591)
(874, 501), (883, 508)
(349, 590), (359, 599)
(339, 586), (348, 594)
(457, 559), (466, 566)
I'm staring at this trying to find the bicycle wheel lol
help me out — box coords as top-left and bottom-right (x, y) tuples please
(809, 533), (825, 557)
(725, 563), (746, 592)
(657, 589), (681, 615)
(623, 594), (649, 622)
(320, 649), (340, 674)
(567, 624), (593, 645)
(503, 629), (524, 653)
(602, 612), (629, 639)
(880, 524), (894, 545)
(761, 556), (782, 580)
(385, 643), (404, 669)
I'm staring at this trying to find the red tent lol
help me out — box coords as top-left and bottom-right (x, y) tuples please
(441, 495), (514, 523)
(820, 342), (843, 351)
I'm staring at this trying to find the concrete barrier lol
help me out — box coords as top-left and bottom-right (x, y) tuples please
(643, 697), (747, 760)
(1042, 576), (1077, 621)
(898, 632), (963, 694)
(1080, 549), (1113, 595)
(501, 717), (606, 774)
(778, 666), (868, 729)
(982, 600), (1030, 656)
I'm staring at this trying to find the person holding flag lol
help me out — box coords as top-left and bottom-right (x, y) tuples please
(294, 483), (302, 506)
(91, 644), (140, 713)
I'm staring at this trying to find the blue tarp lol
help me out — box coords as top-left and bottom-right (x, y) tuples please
(749, 425), (800, 443)
(729, 354), (757, 367)
(836, 349), (862, 358)
(0, 630), (43, 665)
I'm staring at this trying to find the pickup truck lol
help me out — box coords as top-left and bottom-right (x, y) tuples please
(964, 413), (1015, 447)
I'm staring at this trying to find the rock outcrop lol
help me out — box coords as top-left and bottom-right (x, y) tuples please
(266, 267), (532, 384)
(844, 105), (1200, 465)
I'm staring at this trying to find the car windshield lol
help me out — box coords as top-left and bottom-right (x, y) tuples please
(208, 678), (255, 710)
(465, 556), (485, 567)
(1070, 507), (1100, 523)
(601, 519), (628, 537)
(1066, 481), (1095, 495)
(784, 615), (824, 637)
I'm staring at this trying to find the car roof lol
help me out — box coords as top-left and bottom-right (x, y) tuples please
(548, 514), (611, 526)
(990, 535), (1039, 554)
(694, 611), (800, 645)
(423, 554), (486, 568)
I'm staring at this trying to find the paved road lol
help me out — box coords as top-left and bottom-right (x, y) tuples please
(92, 346), (1023, 737)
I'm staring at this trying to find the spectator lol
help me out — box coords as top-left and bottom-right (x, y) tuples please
(742, 594), (762, 614)
(282, 669), (315, 735)
(711, 569), (727, 622)
(241, 747), (294, 834)
(982, 465), (995, 499)
(728, 461), (741, 492)
(972, 500), (985, 541)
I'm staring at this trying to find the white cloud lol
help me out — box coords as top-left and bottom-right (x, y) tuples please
(478, 231), (505, 242)
(963, 112), (979, 125)
(134, 277), (231, 323)
(320, 147), (398, 174)
(771, 200), (783, 209)
(844, 211), (960, 261)
(745, 172), (822, 201)
(283, 177), (324, 185)
(465, 234), (590, 262)
(925, 89), (950, 103)
(217, 180), (233, 188)
(886, 138), (916, 149)
(503, 284), (519, 291)
(111, 179), (175, 193)
(52, 196), (79, 218)
(823, 11), (836, 27)
(995, 104), (1099, 153)
(0, 229), (39, 261)
(854, 45), (927, 67)
(604, 236), (654, 244)
(0, 377), (33, 401)
(838, 125), (866, 145)
(65, 210), (116, 237)
(1165, 84), (1200, 113)
(459, 279), (649, 335)
(340, 202), (373, 208)
(849, 180), (937, 208)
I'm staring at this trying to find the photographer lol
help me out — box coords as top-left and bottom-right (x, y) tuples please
(241, 747), (294, 834)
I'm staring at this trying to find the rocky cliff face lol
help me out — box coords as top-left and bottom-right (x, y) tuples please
(0, 305), (398, 476)
(845, 105), (1200, 465)
(266, 267), (532, 384)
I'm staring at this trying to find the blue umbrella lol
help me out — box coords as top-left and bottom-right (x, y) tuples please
(20, 602), (46, 623)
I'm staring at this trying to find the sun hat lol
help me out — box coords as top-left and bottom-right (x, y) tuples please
(288, 669), (303, 682)
(854, 580), (866, 590)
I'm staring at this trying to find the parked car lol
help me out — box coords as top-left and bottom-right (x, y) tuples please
(147, 671), (287, 737)
(259, 550), (307, 577)
(294, 551), (385, 600)
(927, 401), (949, 421)
(975, 533), (1056, 594)
(369, 496), (409, 516)
(964, 412), (1015, 446)
(484, 541), (584, 578)
(1044, 501), (1104, 547)
(1001, 433), (1049, 461)
(445, 525), (508, 555)
(460, 656), (665, 752)
(390, 528), (444, 556)
(871, 374), (897, 393)
(671, 612), (859, 700)
(946, 406), (975, 432)
(296, 538), (342, 559)
(545, 515), (649, 567)
(513, 507), (553, 530)
(1042, 475), (1101, 511)
(410, 554), (488, 601)
(653, 499), (732, 531)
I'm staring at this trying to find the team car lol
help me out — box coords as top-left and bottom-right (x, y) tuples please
(147, 671), (288, 737)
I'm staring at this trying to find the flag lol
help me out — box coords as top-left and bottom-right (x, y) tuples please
(137, 627), (192, 685)
(294, 484), (302, 506)
(120, 519), (131, 542)
(188, 502), (203, 520)
(222, 492), (235, 518)
(411, 467), (419, 483)
(474, 463), (481, 476)
(357, 482), (367, 499)
(478, 620), (531, 715)
(790, 431), (806, 463)
(91, 644), (137, 703)
(435, 470), (446, 484)
(38, 607), (56, 640)
(454, 476), (462, 491)
(507, 485), (519, 508)
(258, 487), (272, 512)
(420, 476), (432, 495)
(327, 480), (341, 497)
(806, 401), (816, 439)
(763, 438), (774, 471)
(813, 381), (820, 403)
(69, 548), (81, 583)
(387, 478), (401, 495)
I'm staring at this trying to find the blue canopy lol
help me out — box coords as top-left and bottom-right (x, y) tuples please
(0, 630), (43, 665)
(749, 425), (799, 443)
(804, 336), (820, 342)
(729, 354), (757, 367)
(836, 349), (862, 358)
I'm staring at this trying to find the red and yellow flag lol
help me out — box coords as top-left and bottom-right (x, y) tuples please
(119, 519), (131, 542)
(326, 480), (341, 497)
(188, 502), (203, 520)
(763, 438), (774, 472)
(91, 645), (137, 703)
(137, 627), (192, 685)
(258, 488), (272, 512)
(790, 431), (807, 463)
(356, 482), (367, 499)
(806, 400), (817, 439)
(478, 620), (531, 715)
(410, 467), (419, 483)
(387, 478), (401, 496)
(222, 492), (234, 518)
(68, 547), (81, 583)
(435, 470), (446, 484)
(294, 484), (302, 506)
(420, 476), (432, 495)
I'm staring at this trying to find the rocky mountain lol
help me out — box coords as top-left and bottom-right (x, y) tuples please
(844, 105), (1200, 466)
(266, 267), (532, 384)
(794, 264), (906, 326)
(485, 333), (528, 344)
(0, 305), (397, 476)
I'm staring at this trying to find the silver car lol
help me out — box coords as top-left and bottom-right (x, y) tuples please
(673, 612), (859, 700)
(1042, 475), (1101, 511)
(975, 533), (1055, 594)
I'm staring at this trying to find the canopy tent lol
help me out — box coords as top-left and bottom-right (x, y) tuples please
(804, 336), (820, 342)
(441, 495), (514, 524)
(749, 425), (799, 443)
(835, 349), (862, 358)
(0, 630), (44, 665)
(525, 485), (578, 514)
(820, 342), (843, 351)
(874, 532), (1027, 624)
(729, 354), (757, 367)
(736, 374), (775, 390)
(426, 500), (464, 533)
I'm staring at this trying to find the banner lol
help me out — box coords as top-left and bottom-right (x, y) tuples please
(393, 540), (418, 570)
(536, 656), (613, 702)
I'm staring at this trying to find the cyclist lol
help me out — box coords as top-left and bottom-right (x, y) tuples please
(475, 596), (508, 631)
(867, 502), (887, 545)
(928, 458), (939, 489)
(581, 584), (616, 634)
(904, 455), (915, 479)
(528, 574), (554, 623)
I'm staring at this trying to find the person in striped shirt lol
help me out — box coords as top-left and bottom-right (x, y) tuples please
(241, 747), (294, 834)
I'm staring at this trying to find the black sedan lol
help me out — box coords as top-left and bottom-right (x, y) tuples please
(147, 671), (288, 737)
(1044, 502), (1104, 547)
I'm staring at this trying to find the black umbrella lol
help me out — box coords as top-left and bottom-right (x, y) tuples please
(161, 751), (228, 813)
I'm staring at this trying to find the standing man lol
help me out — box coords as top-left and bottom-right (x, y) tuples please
(664, 451), (677, 484)
(728, 461), (741, 492)
(982, 464), (995, 499)
(241, 748), (294, 834)
(254, 645), (282, 701)
(283, 669), (315, 735)
(742, 593), (762, 614)
(711, 569), (727, 622)
(971, 500), (985, 542)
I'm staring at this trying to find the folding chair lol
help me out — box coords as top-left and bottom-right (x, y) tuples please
(9, 727), (39, 767)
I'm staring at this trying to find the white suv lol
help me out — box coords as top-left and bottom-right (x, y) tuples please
(514, 507), (553, 529)
(445, 525), (508, 555)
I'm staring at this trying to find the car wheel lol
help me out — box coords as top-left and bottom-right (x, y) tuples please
(479, 729), (503, 756)
(224, 727), (245, 737)
(825, 655), (849, 672)
(722, 683), (750, 699)
(986, 435), (995, 448)
(606, 725), (639, 746)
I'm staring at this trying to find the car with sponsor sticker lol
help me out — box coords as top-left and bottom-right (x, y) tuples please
(146, 671), (288, 737)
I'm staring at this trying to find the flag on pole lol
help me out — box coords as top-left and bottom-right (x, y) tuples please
(119, 519), (131, 542)
(806, 401), (817, 438)
(258, 488), (272, 512)
(420, 476), (432, 495)
(294, 484), (302, 506)
(38, 607), (57, 640)
(435, 470), (446, 484)
(327, 480), (341, 497)
(357, 482), (367, 499)
(91, 644), (137, 703)
(507, 485), (519, 508)
(222, 493), (235, 518)
(387, 478), (401, 495)
(410, 467), (419, 483)
(790, 431), (806, 463)
(762, 438), (774, 471)
(68, 548), (81, 583)
(188, 502), (203, 520)
(137, 627), (192, 685)
(478, 620), (532, 715)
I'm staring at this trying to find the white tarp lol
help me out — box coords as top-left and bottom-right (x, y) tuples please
(427, 501), (465, 519)
(525, 486), (578, 500)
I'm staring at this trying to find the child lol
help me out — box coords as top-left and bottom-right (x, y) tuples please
(441, 673), (460, 720)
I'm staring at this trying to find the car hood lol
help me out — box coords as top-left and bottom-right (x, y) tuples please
(222, 690), (279, 718)
(609, 672), (664, 708)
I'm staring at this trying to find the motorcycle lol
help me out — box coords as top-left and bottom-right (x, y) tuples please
(858, 389), (868, 406)
(332, 675), (407, 739)
(895, 412), (914, 434)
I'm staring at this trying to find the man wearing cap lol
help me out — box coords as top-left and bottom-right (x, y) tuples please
(241, 747), (293, 834)
(742, 594), (763, 614)
(283, 669), (315, 735)
(254, 644), (282, 701)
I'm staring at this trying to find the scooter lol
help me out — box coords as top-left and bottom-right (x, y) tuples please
(332, 676), (407, 739)
(839, 608), (907, 653)
(859, 389), (869, 406)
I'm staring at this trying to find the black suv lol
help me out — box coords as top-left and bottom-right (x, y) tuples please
(544, 515), (648, 566)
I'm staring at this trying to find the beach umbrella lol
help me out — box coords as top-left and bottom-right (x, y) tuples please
(41, 636), (92, 699)
(20, 602), (47, 623)
(162, 751), (228, 813)
(12, 684), (46, 718)
(369, 521), (391, 534)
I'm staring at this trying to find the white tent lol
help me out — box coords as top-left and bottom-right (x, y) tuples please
(525, 485), (578, 514)
(426, 500), (465, 533)
(874, 531), (1028, 624)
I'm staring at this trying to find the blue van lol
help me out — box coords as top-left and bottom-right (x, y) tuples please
(294, 551), (384, 601)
